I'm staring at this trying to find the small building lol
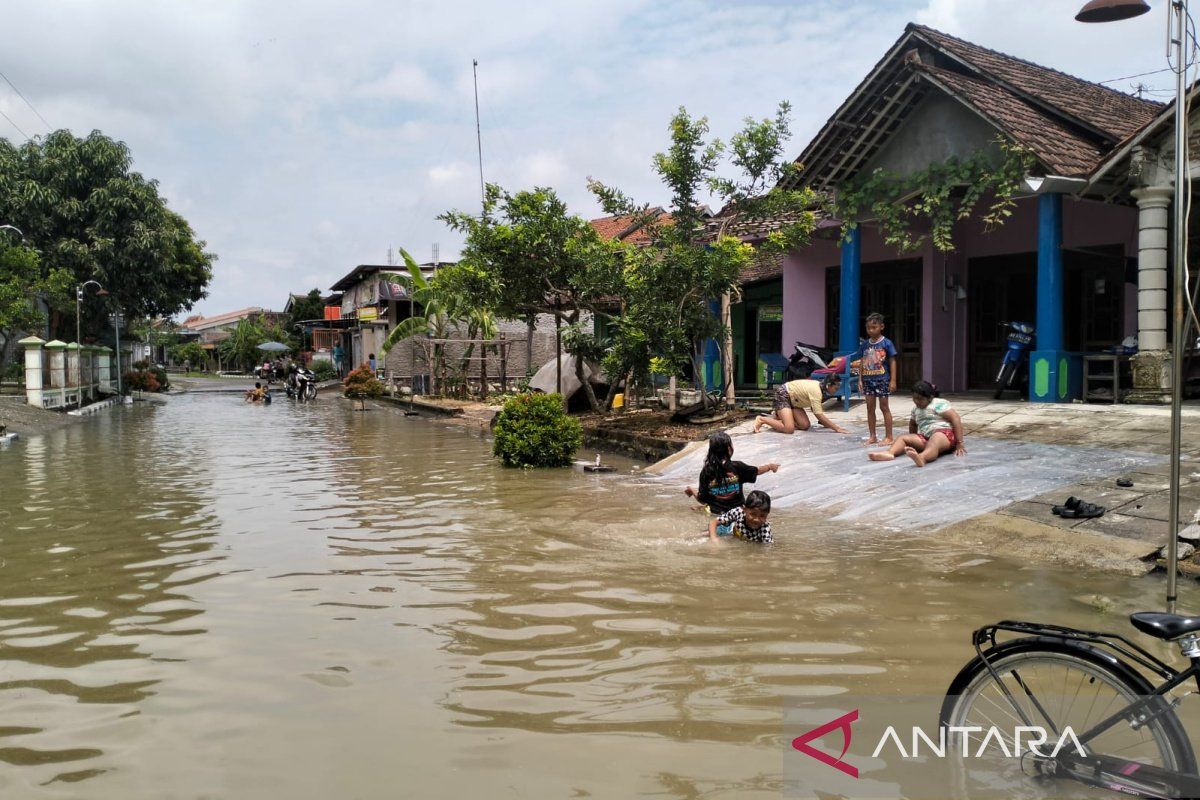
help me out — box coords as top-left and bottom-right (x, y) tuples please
(769, 23), (1161, 401)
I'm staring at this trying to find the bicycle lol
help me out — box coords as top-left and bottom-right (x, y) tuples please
(941, 614), (1200, 799)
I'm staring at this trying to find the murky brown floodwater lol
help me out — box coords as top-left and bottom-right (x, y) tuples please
(1, 394), (1196, 799)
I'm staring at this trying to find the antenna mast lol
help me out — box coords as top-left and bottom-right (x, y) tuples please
(472, 59), (485, 214)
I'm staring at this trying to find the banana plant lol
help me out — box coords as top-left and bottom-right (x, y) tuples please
(380, 247), (450, 392)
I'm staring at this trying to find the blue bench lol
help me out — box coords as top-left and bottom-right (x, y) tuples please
(762, 352), (790, 388)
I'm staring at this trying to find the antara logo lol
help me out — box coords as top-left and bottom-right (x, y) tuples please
(791, 710), (859, 778)
(791, 709), (1088, 777)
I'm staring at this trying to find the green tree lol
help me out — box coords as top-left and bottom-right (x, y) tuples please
(380, 248), (450, 392)
(588, 102), (818, 407)
(287, 288), (324, 350)
(216, 314), (294, 373)
(441, 185), (622, 410)
(0, 130), (215, 341)
(0, 239), (72, 373)
(170, 341), (206, 370)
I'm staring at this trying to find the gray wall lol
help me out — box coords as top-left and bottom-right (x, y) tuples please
(862, 94), (1002, 179)
(381, 312), (588, 384)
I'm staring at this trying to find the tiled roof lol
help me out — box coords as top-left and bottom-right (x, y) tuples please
(915, 64), (1105, 177)
(183, 307), (266, 331)
(790, 23), (1162, 190)
(589, 209), (671, 244)
(910, 24), (1161, 141)
(739, 248), (785, 285)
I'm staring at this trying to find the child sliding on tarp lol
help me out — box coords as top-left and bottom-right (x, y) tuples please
(685, 431), (779, 513)
(868, 381), (965, 467)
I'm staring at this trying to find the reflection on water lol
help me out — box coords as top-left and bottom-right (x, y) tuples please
(0, 395), (1194, 798)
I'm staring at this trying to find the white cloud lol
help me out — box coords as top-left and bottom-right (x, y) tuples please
(0, 0), (1167, 317)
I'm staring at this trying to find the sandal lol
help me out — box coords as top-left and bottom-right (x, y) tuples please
(1075, 501), (1105, 519)
(1053, 506), (1080, 518)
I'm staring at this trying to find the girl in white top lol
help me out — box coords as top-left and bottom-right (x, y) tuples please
(867, 381), (965, 467)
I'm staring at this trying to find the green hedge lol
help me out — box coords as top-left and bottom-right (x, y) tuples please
(492, 393), (582, 468)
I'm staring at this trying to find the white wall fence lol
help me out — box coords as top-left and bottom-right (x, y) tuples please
(19, 336), (115, 410)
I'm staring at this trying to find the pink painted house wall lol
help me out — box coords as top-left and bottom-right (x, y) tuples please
(781, 195), (1138, 393)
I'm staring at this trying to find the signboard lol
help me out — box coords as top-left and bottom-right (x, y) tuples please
(378, 278), (408, 300)
(759, 304), (783, 322)
(357, 306), (379, 322)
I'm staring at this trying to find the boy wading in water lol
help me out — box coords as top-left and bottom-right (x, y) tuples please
(708, 490), (773, 543)
(868, 380), (965, 467)
(858, 312), (897, 445)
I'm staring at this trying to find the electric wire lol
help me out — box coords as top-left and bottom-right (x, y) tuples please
(1100, 66), (1175, 85)
(0, 106), (30, 141)
(0, 70), (51, 131)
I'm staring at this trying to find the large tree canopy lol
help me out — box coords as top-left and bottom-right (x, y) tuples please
(0, 129), (215, 339)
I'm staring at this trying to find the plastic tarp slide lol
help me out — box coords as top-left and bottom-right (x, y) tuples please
(529, 355), (600, 398)
(652, 428), (1163, 531)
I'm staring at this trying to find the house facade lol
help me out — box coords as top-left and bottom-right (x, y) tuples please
(757, 24), (1162, 401)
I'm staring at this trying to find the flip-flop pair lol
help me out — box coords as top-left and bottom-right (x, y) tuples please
(1052, 496), (1105, 519)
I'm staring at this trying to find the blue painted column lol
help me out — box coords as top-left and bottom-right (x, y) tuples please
(703, 299), (721, 391)
(1029, 192), (1076, 402)
(838, 226), (862, 355)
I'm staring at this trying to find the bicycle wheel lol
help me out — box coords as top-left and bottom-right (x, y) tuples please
(941, 638), (1196, 797)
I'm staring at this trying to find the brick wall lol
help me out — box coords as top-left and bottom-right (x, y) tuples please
(381, 312), (589, 384)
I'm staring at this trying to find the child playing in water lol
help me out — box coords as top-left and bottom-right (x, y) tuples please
(684, 431), (780, 514)
(753, 375), (850, 435)
(857, 312), (897, 445)
(708, 490), (773, 543)
(867, 380), (965, 467)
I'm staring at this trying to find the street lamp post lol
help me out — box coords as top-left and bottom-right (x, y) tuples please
(76, 280), (107, 348)
(1078, 0), (1187, 612)
(112, 307), (124, 396)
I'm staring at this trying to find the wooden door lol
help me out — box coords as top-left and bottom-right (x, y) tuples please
(825, 259), (922, 386)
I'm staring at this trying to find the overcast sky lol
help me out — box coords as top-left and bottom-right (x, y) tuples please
(0, 0), (1174, 318)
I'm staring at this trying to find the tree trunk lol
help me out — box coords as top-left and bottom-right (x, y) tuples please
(720, 291), (735, 408)
(574, 351), (600, 411)
(526, 314), (535, 376)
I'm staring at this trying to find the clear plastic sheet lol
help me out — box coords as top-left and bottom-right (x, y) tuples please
(651, 427), (1163, 531)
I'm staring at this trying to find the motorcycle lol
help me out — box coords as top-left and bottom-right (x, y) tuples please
(786, 340), (834, 381)
(993, 320), (1035, 399)
(286, 366), (317, 402)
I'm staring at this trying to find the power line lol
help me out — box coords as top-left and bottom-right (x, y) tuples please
(1099, 66), (1173, 85)
(0, 69), (50, 131)
(0, 107), (30, 141)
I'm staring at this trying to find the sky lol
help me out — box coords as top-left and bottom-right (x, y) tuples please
(0, 0), (1176, 318)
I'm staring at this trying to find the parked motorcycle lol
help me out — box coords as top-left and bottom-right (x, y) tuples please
(286, 366), (317, 402)
(786, 341), (834, 381)
(993, 320), (1035, 399)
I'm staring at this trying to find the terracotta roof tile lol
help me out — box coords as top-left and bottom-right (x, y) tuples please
(589, 208), (672, 244)
(911, 24), (1162, 141)
(916, 64), (1104, 176)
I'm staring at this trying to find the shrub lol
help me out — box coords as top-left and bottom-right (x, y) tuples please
(492, 393), (582, 468)
(124, 369), (160, 393)
(311, 359), (337, 382)
(343, 363), (384, 409)
(150, 364), (169, 391)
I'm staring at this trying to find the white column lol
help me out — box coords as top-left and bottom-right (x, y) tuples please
(44, 340), (66, 407)
(98, 347), (112, 392)
(1132, 185), (1172, 352)
(1128, 185), (1173, 403)
(19, 336), (44, 408)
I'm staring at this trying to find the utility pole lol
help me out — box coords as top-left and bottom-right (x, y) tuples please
(472, 59), (485, 214)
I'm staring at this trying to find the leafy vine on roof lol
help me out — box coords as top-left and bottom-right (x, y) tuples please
(830, 136), (1036, 253)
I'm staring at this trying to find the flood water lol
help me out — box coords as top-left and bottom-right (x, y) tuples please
(1, 395), (1196, 799)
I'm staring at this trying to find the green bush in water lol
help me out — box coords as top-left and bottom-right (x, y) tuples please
(492, 393), (582, 468)
(311, 359), (337, 382)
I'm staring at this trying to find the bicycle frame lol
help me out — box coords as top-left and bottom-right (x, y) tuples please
(971, 621), (1200, 798)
